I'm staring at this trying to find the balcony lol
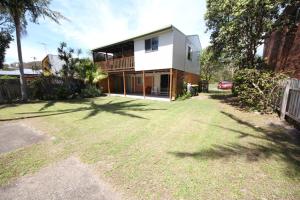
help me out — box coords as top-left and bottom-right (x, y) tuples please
(96, 56), (134, 72)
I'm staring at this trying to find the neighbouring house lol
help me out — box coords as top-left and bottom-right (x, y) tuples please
(42, 54), (65, 75)
(0, 69), (42, 83)
(92, 25), (201, 100)
(263, 4), (300, 79)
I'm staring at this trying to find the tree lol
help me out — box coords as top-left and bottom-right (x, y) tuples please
(0, 30), (12, 69)
(0, 0), (64, 102)
(205, 0), (298, 68)
(0, 14), (13, 69)
(200, 47), (220, 82)
(57, 42), (81, 78)
(76, 58), (107, 85)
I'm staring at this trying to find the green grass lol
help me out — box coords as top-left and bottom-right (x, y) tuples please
(0, 94), (299, 199)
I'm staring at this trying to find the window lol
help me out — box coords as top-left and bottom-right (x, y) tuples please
(187, 46), (192, 60)
(145, 37), (159, 52)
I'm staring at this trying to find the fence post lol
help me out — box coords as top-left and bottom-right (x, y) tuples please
(0, 87), (3, 104)
(280, 79), (291, 120)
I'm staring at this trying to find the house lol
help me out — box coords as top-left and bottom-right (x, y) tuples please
(263, 4), (300, 79)
(92, 25), (201, 101)
(0, 69), (42, 83)
(42, 54), (65, 75)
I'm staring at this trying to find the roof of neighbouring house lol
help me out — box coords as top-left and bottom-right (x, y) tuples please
(0, 69), (42, 76)
(92, 24), (187, 52)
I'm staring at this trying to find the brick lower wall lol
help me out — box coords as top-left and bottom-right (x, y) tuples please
(264, 25), (300, 79)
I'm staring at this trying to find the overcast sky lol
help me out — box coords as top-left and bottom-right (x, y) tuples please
(5, 0), (210, 63)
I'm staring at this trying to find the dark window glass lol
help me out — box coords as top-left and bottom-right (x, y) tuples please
(187, 46), (192, 60)
(152, 37), (158, 51)
(145, 37), (159, 52)
(145, 39), (151, 52)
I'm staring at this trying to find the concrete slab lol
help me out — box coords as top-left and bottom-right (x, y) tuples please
(0, 123), (45, 153)
(108, 93), (171, 102)
(0, 157), (122, 200)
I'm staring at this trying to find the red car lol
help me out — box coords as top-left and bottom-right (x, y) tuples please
(218, 81), (233, 90)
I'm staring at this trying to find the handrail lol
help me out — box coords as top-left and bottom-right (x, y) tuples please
(96, 56), (134, 72)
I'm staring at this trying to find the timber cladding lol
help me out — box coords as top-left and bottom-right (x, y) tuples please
(171, 69), (200, 99)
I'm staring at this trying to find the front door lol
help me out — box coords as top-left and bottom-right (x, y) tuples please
(160, 74), (169, 96)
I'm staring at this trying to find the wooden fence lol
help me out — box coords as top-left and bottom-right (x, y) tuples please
(279, 78), (300, 123)
(0, 79), (21, 103)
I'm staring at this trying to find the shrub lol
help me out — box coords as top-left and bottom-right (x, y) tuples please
(29, 75), (84, 100)
(0, 75), (17, 79)
(80, 85), (102, 98)
(177, 82), (196, 100)
(233, 68), (286, 113)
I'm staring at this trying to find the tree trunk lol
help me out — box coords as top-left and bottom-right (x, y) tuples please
(15, 18), (28, 102)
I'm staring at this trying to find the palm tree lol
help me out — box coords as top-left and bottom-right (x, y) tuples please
(0, 0), (64, 102)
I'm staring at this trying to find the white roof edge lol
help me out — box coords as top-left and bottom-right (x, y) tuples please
(92, 24), (187, 51)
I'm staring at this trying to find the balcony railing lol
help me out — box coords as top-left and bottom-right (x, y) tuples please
(96, 56), (134, 72)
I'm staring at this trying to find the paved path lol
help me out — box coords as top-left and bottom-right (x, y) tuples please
(0, 157), (122, 200)
(0, 123), (45, 153)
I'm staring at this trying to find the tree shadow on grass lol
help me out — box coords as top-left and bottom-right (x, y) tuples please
(168, 111), (300, 178)
(208, 91), (243, 109)
(0, 99), (166, 121)
(0, 103), (21, 110)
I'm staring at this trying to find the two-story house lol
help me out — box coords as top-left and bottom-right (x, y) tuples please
(93, 25), (201, 100)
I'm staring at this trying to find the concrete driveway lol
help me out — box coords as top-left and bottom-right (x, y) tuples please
(0, 123), (45, 154)
(0, 157), (122, 200)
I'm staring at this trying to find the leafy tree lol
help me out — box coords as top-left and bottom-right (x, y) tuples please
(0, 0), (64, 102)
(205, 0), (298, 68)
(0, 14), (13, 69)
(0, 30), (12, 68)
(200, 47), (220, 82)
(57, 42), (81, 78)
(76, 58), (107, 85)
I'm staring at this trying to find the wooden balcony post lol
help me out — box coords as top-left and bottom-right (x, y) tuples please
(107, 73), (110, 95)
(143, 71), (145, 98)
(133, 74), (136, 93)
(169, 68), (173, 100)
(123, 71), (126, 96)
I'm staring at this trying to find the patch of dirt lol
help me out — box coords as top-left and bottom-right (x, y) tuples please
(0, 122), (46, 153)
(0, 157), (123, 200)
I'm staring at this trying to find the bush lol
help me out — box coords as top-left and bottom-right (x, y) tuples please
(0, 75), (18, 79)
(29, 75), (84, 100)
(80, 85), (102, 98)
(233, 68), (286, 113)
(177, 82), (195, 100)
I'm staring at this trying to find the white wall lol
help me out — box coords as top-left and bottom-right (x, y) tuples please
(184, 35), (201, 75)
(133, 28), (201, 75)
(172, 29), (186, 72)
(134, 30), (173, 71)
(49, 55), (65, 73)
(172, 29), (201, 75)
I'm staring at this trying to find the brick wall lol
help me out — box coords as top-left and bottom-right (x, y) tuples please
(264, 25), (300, 79)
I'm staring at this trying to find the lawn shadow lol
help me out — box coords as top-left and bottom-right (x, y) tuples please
(168, 111), (300, 179)
(0, 104), (21, 110)
(208, 91), (243, 109)
(0, 99), (166, 121)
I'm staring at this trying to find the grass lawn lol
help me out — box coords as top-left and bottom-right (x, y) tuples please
(0, 92), (299, 199)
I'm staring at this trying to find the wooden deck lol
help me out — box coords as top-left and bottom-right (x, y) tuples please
(96, 56), (134, 72)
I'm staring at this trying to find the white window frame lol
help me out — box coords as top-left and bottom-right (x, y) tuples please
(145, 37), (159, 53)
